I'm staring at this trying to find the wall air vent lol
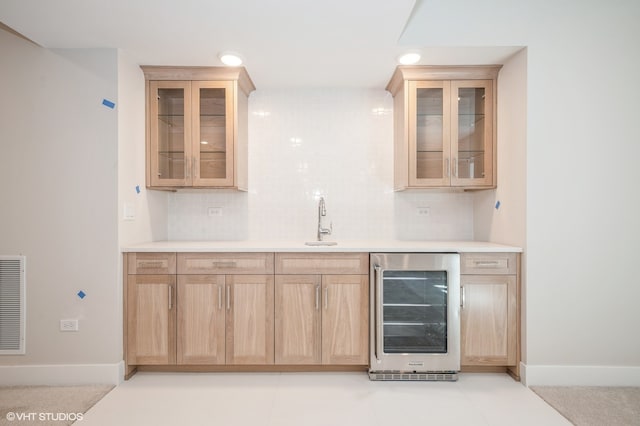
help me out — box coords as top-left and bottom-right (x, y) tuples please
(0, 256), (26, 354)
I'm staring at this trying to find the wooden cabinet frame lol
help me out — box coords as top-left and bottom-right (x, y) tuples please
(142, 66), (255, 190)
(459, 252), (521, 379)
(387, 65), (501, 190)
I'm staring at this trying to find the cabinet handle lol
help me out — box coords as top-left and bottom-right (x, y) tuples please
(193, 157), (197, 179)
(474, 260), (500, 267)
(453, 157), (458, 178)
(186, 157), (190, 179)
(168, 285), (173, 310)
(226, 285), (231, 310)
(211, 261), (237, 268)
(218, 285), (222, 310)
(315, 285), (320, 310)
(445, 158), (450, 177)
(374, 266), (384, 361)
(461, 286), (465, 309)
(137, 261), (163, 268)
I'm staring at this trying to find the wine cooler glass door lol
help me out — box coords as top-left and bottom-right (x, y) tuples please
(382, 270), (448, 354)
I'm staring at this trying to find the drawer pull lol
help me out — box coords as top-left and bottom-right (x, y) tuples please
(315, 285), (320, 310)
(138, 261), (164, 268)
(168, 285), (173, 310)
(212, 261), (237, 268)
(474, 260), (501, 267)
(226, 285), (231, 310)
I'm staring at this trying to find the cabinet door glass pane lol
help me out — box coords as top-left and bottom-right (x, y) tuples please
(199, 88), (227, 179)
(457, 87), (485, 179)
(157, 88), (185, 180)
(382, 270), (448, 354)
(416, 88), (444, 179)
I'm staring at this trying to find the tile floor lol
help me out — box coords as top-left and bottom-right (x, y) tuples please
(81, 372), (570, 426)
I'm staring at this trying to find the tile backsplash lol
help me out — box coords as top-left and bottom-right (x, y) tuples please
(168, 89), (473, 241)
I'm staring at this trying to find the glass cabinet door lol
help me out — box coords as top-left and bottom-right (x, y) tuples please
(149, 81), (191, 187)
(409, 81), (451, 187)
(451, 80), (493, 186)
(192, 81), (234, 187)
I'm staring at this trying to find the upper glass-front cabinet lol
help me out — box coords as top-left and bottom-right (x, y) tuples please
(388, 66), (500, 190)
(143, 67), (255, 190)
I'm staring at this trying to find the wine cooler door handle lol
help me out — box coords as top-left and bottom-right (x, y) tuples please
(374, 265), (384, 361)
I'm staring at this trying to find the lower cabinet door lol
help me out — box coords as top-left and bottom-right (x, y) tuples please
(177, 275), (226, 364)
(321, 275), (369, 365)
(275, 275), (322, 364)
(225, 274), (275, 364)
(461, 275), (517, 365)
(127, 275), (176, 365)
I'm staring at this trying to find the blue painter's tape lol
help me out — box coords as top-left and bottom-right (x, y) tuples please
(495, 200), (501, 210)
(102, 99), (116, 109)
(77, 290), (86, 299)
(135, 185), (141, 194)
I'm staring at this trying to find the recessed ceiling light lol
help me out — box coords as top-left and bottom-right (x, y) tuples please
(218, 52), (243, 66)
(398, 52), (421, 65)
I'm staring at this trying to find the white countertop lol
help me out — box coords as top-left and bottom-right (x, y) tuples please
(122, 240), (522, 253)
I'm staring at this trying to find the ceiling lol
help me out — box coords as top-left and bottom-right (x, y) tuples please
(0, 0), (521, 89)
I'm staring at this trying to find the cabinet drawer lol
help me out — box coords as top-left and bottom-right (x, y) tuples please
(127, 253), (176, 275)
(177, 253), (274, 274)
(275, 253), (369, 275)
(461, 253), (517, 275)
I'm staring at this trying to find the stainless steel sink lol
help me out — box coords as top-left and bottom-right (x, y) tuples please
(304, 241), (338, 246)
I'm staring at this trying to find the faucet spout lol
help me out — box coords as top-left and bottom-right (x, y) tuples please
(317, 197), (332, 241)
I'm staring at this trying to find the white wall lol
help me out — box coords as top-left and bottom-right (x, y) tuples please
(117, 50), (168, 247)
(168, 89), (474, 242)
(403, 0), (640, 385)
(0, 30), (121, 383)
(473, 48), (528, 359)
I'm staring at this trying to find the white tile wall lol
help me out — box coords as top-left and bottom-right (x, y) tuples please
(168, 89), (473, 241)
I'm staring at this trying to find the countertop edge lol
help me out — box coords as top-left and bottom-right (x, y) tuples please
(121, 241), (523, 253)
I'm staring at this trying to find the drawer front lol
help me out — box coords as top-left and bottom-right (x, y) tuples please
(461, 253), (517, 275)
(177, 253), (274, 274)
(127, 252), (176, 275)
(275, 253), (369, 275)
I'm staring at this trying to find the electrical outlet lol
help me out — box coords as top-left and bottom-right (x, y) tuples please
(417, 207), (431, 216)
(60, 319), (79, 332)
(207, 207), (223, 217)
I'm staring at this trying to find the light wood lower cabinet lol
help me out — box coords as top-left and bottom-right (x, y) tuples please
(127, 274), (176, 365)
(225, 274), (274, 364)
(274, 252), (369, 366)
(321, 275), (369, 364)
(275, 275), (321, 364)
(460, 275), (517, 365)
(460, 253), (520, 375)
(274, 273), (368, 365)
(177, 275), (225, 364)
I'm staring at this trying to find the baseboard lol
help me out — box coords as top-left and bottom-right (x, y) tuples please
(0, 361), (124, 386)
(522, 362), (640, 386)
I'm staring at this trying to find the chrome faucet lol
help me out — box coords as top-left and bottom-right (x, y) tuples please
(317, 197), (332, 241)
